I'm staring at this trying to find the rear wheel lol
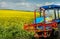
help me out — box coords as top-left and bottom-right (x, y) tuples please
(54, 31), (59, 37)
(54, 31), (59, 39)
(50, 29), (59, 39)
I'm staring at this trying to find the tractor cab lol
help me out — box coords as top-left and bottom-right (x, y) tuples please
(35, 5), (60, 24)
(24, 5), (60, 39)
(35, 9), (53, 24)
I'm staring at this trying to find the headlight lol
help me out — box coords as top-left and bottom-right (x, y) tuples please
(46, 26), (52, 30)
(36, 26), (43, 30)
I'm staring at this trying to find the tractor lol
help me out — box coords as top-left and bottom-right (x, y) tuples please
(24, 5), (60, 39)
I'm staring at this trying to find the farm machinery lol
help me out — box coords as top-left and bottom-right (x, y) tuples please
(24, 5), (60, 39)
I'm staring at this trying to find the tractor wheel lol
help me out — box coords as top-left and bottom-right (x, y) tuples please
(50, 29), (59, 39)
(54, 31), (59, 37)
(54, 31), (59, 39)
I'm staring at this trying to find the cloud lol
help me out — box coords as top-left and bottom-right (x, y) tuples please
(56, 2), (60, 5)
(0, 2), (8, 8)
(0, 1), (52, 11)
(0, 1), (16, 9)
(15, 2), (40, 10)
(0, 0), (26, 3)
(16, 2), (31, 7)
(0, 1), (36, 10)
(0, 1), (42, 11)
(45, 2), (54, 5)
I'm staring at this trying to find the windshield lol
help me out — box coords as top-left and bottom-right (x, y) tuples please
(45, 10), (54, 23)
(45, 10), (54, 18)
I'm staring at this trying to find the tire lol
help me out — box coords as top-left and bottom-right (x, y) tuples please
(54, 31), (59, 37)
(54, 31), (59, 39)
(50, 29), (59, 39)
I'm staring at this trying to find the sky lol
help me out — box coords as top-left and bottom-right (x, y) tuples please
(0, 0), (60, 11)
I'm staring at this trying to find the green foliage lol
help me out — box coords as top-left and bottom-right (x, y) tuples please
(0, 17), (34, 39)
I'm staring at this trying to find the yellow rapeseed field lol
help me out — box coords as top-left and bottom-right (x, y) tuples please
(0, 10), (39, 28)
(0, 10), (40, 39)
(0, 10), (39, 17)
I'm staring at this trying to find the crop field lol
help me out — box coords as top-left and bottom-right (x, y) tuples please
(0, 10), (39, 39)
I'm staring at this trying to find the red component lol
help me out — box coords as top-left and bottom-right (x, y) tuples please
(52, 22), (57, 28)
(24, 24), (28, 30)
